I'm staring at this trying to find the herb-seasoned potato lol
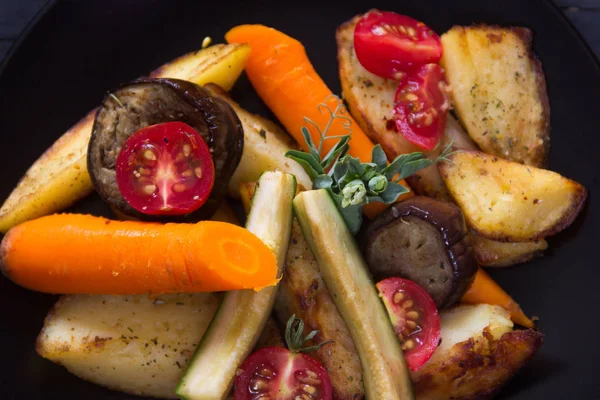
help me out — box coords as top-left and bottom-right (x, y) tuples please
(440, 150), (586, 241)
(411, 304), (543, 399)
(149, 43), (250, 92)
(36, 293), (220, 399)
(275, 221), (364, 400)
(472, 235), (548, 267)
(337, 14), (419, 159)
(204, 84), (312, 198)
(337, 15), (554, 265)
(0, 43), (250, 233)
(441, 26), (550, 167)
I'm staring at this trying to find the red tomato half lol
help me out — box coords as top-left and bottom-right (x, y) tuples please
(116, 121), (215, 215)
(354, 11), (442, 80)
(377, 277), (441, 371)
(234, 346), (332, 400)
(393, 64), (450, 150)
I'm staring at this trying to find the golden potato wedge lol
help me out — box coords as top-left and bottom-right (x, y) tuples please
(0, 43), (250, 233)
(0, 110), (96, 233)
(441, 26), (550, 167)
(275, 221), (364, 400)
(472, 235), (547, 267)
(337, 15), (473, 201)
(149, 43), (250, 91)
(36, 293), (220, 399)
(337, 14), (420, 159)
(203, 84), (312, 198)
(411, 304), (543, 399)
(440, 150), (586, 241)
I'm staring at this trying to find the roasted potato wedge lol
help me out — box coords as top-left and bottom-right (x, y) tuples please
(441, 26), (550, 167)
(472, 235), (548, 267)
(440, 150), (586, 241)
(0, 43), (250, 233)
(36, 293), (220, 399)
(412, 304), (543, 399)
(275, 221), (364, 400)
(204, 84), (312, 198)
(149, 43), (250, 91)
(337, 14), (420, 159)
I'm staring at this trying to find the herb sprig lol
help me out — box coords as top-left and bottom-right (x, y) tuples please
(286, 95), (453, 234)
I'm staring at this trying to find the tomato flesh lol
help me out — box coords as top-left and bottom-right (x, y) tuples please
(393, 63), (449, 150)
(354, 11), (442, 80)
(377, 277), (441, 371)
(116, 121), (215, 215)
(234, 346), (332, 400)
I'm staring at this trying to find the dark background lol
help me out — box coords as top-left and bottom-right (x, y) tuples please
(1, 0), (600, 61)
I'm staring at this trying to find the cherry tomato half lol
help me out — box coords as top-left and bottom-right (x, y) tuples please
(393, 63), (450, 150)
(115, 121), (215, 215)
(234, 346), (332, 400)
(377, 277), (441, 371)
(354, 10), (443, 80)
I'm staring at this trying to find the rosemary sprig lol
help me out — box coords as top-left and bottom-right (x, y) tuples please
(286, 95), (453, 234)
(285, 314), (333, 354)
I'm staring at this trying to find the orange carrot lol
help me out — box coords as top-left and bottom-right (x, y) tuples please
(225, 24), (413, 214)
(462, 269), (534, 328)
(0, 214), (277, 295)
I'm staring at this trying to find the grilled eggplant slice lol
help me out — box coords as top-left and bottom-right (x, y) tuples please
(441, 25), (550, 167)
(88, 78), (243, 221)
(361, 197), (477, 309)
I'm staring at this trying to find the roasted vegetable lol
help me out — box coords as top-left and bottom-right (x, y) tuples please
(275, 221), (364, 399)
(440, 150), (587, 242)
(294, 189), (414, 400)
(36, 293), (220, 399)
(411, 304), (543, 399)
(88, 78), (243, 221)
(441, 25), (550, 167)
(362, 196), (477, 309)
(0, 43), (250, 233)
(472, 235), (548, 267)
(203, 83), (312, 197)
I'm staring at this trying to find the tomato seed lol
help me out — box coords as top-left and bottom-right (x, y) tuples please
(407, 311), (420, 320)
(405, 93), (418, 101)
(257, 366), (274, 378)
(393, 291), (404, 304)
(403, 339), (415, 350)
(172, 183), (187, 193)
(407, 26), (416, 38)
(143, 150), (156, 161)
(303, 384), (316, 395)
(403, 300), (414, 309)
(406, 320), (417, 329)
(181, 169), (193, 177)
(195, 167), (203, 179)
(182, 144), (191, 157)
(424, 113), (433, 127)
(250, 377), (268, 392)
(143, 184), (157, 195)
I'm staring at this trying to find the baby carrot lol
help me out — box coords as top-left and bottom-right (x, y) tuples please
(0, 214), (277, 295)
(225, 24), (413, 214)
(461, 269), (534, 328)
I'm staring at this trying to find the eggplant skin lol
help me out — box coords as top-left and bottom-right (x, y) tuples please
(87, 78), (243, 222)
(362, 196), (478, 309)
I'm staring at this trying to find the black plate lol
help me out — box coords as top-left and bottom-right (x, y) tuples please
(0, 0), (598, 399)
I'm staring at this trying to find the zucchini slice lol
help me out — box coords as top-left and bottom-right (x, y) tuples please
(177, 171), (296, 400)
(293, 189), (414, 400)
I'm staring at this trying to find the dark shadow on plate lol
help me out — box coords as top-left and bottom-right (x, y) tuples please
(498, 353), (565, 398)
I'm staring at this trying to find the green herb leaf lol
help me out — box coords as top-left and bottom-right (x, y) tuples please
(301, 126), (321, 161)
(371, 145), (388, 170)
(284, 314), (333, 354)
(285, 150), (324, 180)
(380, 181), (410, 203)
(321, 135), (350, 170)
(314, 175), (333, 190)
